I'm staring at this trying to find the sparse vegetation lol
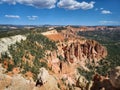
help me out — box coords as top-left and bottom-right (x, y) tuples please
(77, 59), (96, 81)
(78, 30), (120, 75)
(0, 32), (57, 80)
(0, 26), (120, 87)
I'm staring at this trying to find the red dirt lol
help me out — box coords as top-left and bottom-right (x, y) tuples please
(45, 33), (64, 41)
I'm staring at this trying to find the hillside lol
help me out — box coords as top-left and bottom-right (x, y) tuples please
(0, 27), (120, 90)
(41, 30), (64, 41)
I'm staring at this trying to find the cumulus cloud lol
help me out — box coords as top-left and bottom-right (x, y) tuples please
(57, 0), (95, 10)
(0, 0), (57, 9)
(27, 16), (38, 20)
(101, 10), (112, 14)
(5, 15), (20, 19)
(99, 21), (119, 24)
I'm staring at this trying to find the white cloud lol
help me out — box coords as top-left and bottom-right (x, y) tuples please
(101, 10), (112, 14)
(99, 21), (119, 24)
(5, 15), (20, 19)
(27, 16), (38, 20)
(0, 0), (95, 10)
(57, 0), (95, 10)
(0, 0), (57, 9)
(95, 8), (103, 11)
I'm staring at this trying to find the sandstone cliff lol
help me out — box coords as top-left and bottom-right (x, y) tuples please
(46, 39), (107, 73)
(39, 29), (108, 90)
(0, 29), (109, 90)
(62, 39), (107, 64)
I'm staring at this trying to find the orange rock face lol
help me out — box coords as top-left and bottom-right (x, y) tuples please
(62, 39), (107, 64)
(44, 30), (107, 66)
(42, 28), (108, 90)
(46, 33), (64, 41)
(44, 30), (108, 86)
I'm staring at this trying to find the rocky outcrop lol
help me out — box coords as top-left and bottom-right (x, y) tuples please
(35, 30), (107, 90)
(46, 39), (107, 74)
(5, 74), (34, 90)
(0, 64), (34, 90)
(0, 35), (26, 57)
(109, 66), (120, 89)
(0, 30), (108, 90)
(63, 39), (107, 64)
(35, 67), (60, 90)
(44, 37), (107, 90)
(34, 75), (60, 90)
(37, 67), (49, 85)
(0, 67), (34, 90)
(0, 66), (60, 90)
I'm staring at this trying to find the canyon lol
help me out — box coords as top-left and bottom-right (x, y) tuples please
(0, 27), (119, 90)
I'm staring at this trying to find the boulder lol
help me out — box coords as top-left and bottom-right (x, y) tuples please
(35, 67), (60, 90)
(37, 67), (49, 85)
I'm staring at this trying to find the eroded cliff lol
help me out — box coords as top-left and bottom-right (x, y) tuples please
(0, 29), (112, 90)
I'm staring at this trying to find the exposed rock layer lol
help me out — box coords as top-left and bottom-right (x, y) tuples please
(0, 35), (26, 57)
(63, 39), (107, 64)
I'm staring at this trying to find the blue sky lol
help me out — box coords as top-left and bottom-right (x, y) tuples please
(0, 0), (119, 25)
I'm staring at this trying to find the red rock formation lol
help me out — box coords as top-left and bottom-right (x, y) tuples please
(43, 29), (108, 90)
(62, 40), (107, 64)
(46, 33), (64, 41)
